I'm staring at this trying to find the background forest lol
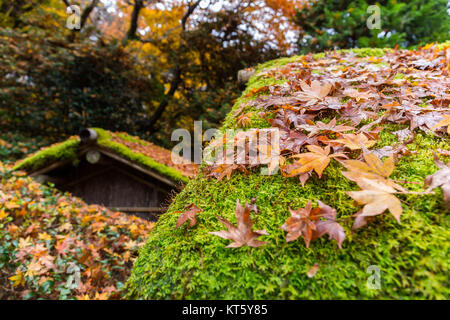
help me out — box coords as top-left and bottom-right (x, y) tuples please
(0, 0), (449, 162)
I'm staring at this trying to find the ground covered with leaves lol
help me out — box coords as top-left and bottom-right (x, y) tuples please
(0, 164), (154, 300)
(127, 44), (449, 299)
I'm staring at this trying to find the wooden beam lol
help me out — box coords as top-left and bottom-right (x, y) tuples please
(29, 145), (182, 190)
(92, 147), (179, 188)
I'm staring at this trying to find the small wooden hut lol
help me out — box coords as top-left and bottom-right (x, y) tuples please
(14, 128), (198, 220)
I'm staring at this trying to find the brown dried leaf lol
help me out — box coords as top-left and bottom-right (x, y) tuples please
(283, 145), (347, 178)
(347, 178), (403, 223)
(341, 152), (405, 191)
(328, 133), (377, 150)
(209, 199), (268, 248)
(432, 114), (450, 134)
(281, 200), (317, 247)
(343, 88), (377, 102)
(311, 200), (346, 249)
(298, 118), (355, 137)
(175, 204), (203, 229)
(294, 80), (332, 106)
(306, 263), (319, 278)
(207, 164), (249, 182)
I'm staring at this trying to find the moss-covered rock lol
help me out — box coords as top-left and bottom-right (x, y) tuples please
(126, 46), (449, 299)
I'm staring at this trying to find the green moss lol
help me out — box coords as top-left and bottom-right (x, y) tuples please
(435, 41), (450, 50)
(14, 128), (189, 184)
(126, 126), (449, 299)
(127, 47), (449, 300)
(94, 128), (189, 184)
(221, 77), (286, 130)
(13, 137), (80, 172)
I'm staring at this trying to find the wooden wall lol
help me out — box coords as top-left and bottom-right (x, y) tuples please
(44, 154), (175, 220)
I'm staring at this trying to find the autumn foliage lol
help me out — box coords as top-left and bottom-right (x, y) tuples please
(0, 163), (153, 300)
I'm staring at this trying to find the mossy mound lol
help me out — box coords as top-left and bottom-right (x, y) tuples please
(127, 46), (450, 299)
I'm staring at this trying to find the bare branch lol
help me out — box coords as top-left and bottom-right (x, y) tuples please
(125, 0), (145, 41)
(181, 0), (201, 31)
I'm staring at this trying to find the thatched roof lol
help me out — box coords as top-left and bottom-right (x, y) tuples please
(14, 128), (198, 184)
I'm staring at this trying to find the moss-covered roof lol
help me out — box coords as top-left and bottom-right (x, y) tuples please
(14, 128), (198, 184)
(127, 44), (449, 299)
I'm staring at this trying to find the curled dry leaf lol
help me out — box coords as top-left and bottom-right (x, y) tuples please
(424, 153), (450, 209)
(207, 164), (249, 182)
(337, 102), (375, 126)
(343, 88), (377, 102)
(237, 112), (253, 128)
(209, 199), (268, 248)
(175, 204), (203, 229)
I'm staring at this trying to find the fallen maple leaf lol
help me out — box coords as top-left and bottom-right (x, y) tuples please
(432, 114), (450, 134)
(311, 200), (346, 249)
(341, 152), (405, 192)
(343, 88), (377, 102)
(281, 200), (317, 247)
(9, 270), (26, 287)
(5, 201), (20, 210)
(207, 163), (249, 182)
(298, 118), (355, 137)
(0, 210), (8, 220)
(237, 112), (253, 128)
(347, 178), (403, 223)
(175, 203), (203, 229)
(295, 80), (332, 106)
(328, 133), (377, 150)
(25, 260), (44, 278)
(209, 199), (267, 248)
(283, 145), (346, 178)
(38, 232), (52, 241)
(424, 153), (450, 209)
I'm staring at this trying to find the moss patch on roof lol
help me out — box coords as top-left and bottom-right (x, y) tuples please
(14, 128), (197, 184)
(126, 45), (449, 299)
(13, 137), (81, 172)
